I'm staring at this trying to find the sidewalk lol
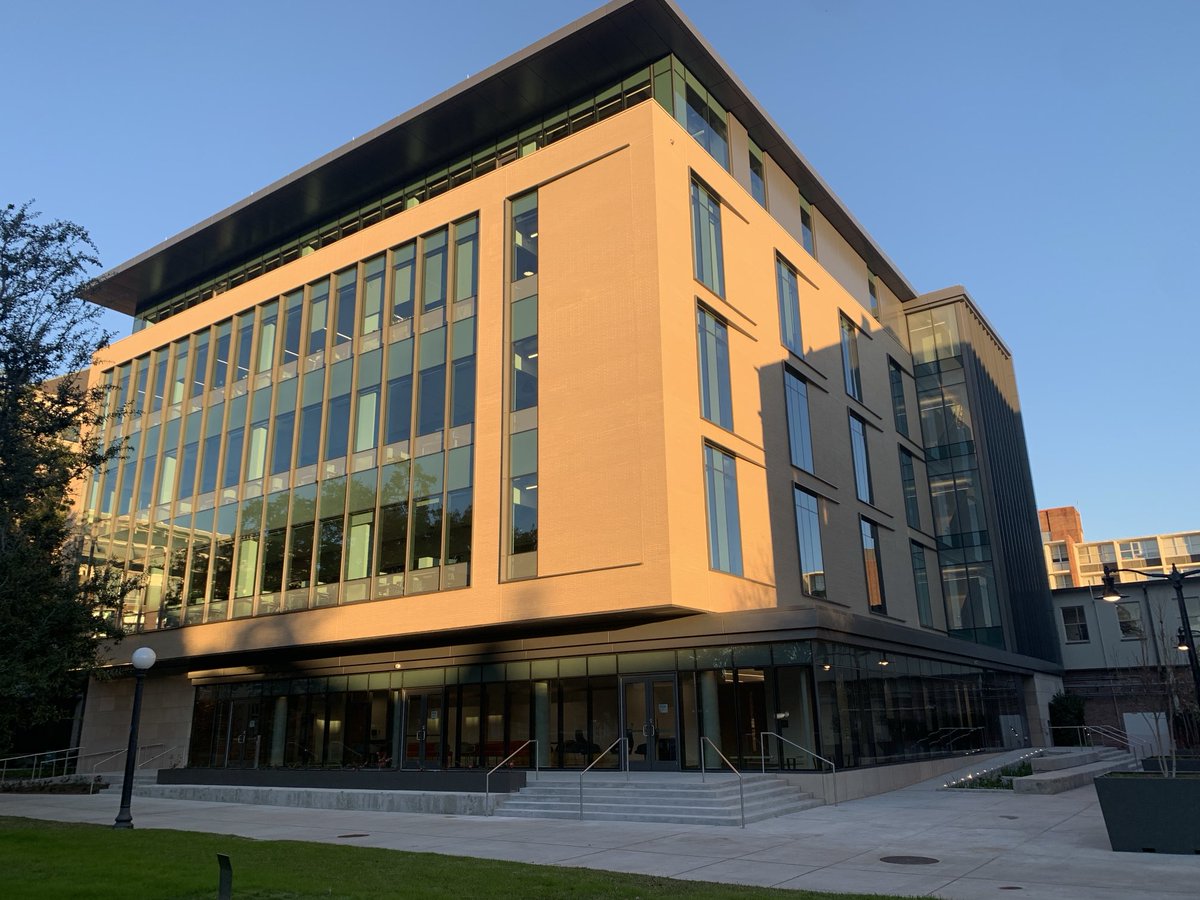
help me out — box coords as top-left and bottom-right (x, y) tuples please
(4, 773), (1199, 898)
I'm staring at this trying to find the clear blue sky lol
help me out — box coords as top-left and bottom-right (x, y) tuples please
(3, 0), (1196, 542)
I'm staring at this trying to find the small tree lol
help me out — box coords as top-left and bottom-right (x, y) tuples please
(0, 201), (129, 753)
(1048, 691), (1086, 746)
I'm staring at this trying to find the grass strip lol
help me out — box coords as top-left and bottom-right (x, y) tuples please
(0, 815), (903, 899)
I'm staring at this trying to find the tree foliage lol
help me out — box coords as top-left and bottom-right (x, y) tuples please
(0, 201), (128, 752)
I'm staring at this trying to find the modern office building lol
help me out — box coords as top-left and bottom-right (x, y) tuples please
(1040, 505), (1200, 590)
(75, 0), (1061, 779)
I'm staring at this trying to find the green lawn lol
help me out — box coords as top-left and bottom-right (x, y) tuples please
(0, 816), (902, 900)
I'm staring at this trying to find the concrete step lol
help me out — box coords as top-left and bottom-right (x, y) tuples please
(494, 774), (817, 825)
(1013, 752), (1137, 795)
(496, 798), (823, 825)
(515, 783), (795, 800)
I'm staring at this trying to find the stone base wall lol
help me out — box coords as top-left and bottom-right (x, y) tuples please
(79, 672), (194, 774)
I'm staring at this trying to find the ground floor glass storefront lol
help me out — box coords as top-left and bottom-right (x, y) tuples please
(187, 640), (1027, 772)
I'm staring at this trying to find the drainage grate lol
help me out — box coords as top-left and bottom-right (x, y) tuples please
(337, 833), (370, 838)
(880, 855), (939, 865)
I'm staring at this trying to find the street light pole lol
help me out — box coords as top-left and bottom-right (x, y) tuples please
(113, 647), (156, 829)
(1102, 564), (1200, 710)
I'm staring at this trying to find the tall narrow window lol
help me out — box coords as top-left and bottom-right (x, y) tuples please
(748, 139), (767, 207)
(376, 461), (409, 577)
(169, 340), (189, 405)
(510, 431), (537, 560)
(197, 403), (223, 495)
(512, 194), (538, 280)
(244, 385), (272, 482)
(888, 359), (909, 437)
(280, 292), (302, 367)
(270, 379), (297, 476)
(410, 453), (443, 574)
(286, 484), (317, 594)
(508, 192), (538, 581)
(344, 470), (376, 582)
(308, 279), (329, 355)
(361, 256), (385, 336)
(911, 541), (932, 627)
(233, 312), (254, 382)
(353, 348), (381, 453)
(793, 487), (825, 598)
(222, 394), (247, 490)
(849, 414), (873, 504)
(449, 319), (476, 428)
(296, 369), (324, 469)
(868, 273), (880, 319)
(416, 327), (446, 437)
(391, 242), (416, 322)
(190, 334), (209, 397)
(132, 356), (149, 412)
(260, 491), (289, 597)
(454, 216), (479, 304)
(315, 477), (346, 590)
(799, 193), (815, 256)
(324, 360), (353, 461)
(333, 268), (356, 346)
(150, 349), (169, 412)
(860, 518), (886, 614)
(511, 297), (538, 411)
(776, 256), (802, 356)
(899, 448), (920, 529)
(703, 445), (742, 576)
(384, 338), (414, 445)
(421, 230), (448, 314)
(784, 368), (814, 473)
(839, 314), (862, 401)
(212, 321), (231, 389)
(690, 179), (724, 296)
(257, 301), (277, 373)
(696, 308), (732, 429)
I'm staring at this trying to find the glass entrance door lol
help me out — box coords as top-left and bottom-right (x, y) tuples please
(402, 690), (443, 769)
(622, 676), (679, 770)
(224, 698), (261, 768)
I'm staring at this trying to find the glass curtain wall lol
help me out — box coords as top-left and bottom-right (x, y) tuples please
(84, 213), (480, 629)
(908, 306), (1003, 648)
(187, 642), (1025, 772)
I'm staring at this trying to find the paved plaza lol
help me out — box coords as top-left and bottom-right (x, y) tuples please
(3, 772), (1199, 898)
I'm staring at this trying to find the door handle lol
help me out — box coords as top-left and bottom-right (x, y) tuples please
(643, 723), (654, 737)
(417, 728), (427, 741)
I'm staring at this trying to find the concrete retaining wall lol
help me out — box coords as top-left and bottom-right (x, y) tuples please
(775, 753), (1003, 803)
(139, 784), (493, 815)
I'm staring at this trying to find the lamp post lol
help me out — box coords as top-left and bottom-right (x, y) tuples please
(113, 646), (156, 829)
(1101, 563), (1200, 710)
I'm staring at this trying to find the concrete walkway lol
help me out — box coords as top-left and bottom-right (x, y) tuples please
(4, 772), (1199, 899)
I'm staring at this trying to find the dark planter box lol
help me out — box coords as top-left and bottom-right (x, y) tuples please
(1141, 756), (1200, 773)
(1094, 772), (1200, 853)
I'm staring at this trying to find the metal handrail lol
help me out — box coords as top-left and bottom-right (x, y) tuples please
(1050, 724), (1153, 758)
(87, 743), (166, 794)
(758, 731), (837, 807)
(578, 737), (627, 820)
(0, 746), (81, 782)
(946, 728), (984, 750)
(137, 745), (179, 770)
(700, 737), (744, 828)
(485, 739), (538, 815)
(1085, 724), (1153, 759)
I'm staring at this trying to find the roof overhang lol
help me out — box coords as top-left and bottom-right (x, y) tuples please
(88, 0), (915, 316)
